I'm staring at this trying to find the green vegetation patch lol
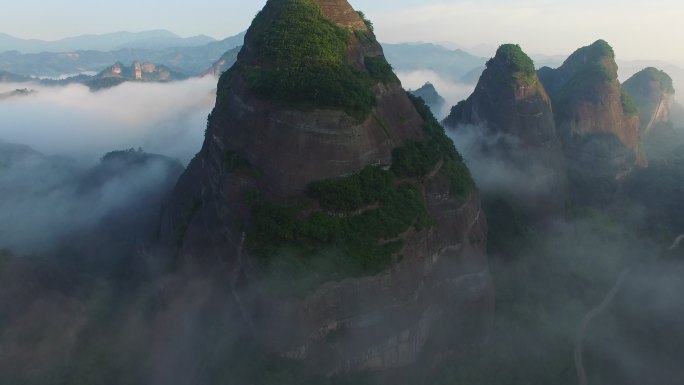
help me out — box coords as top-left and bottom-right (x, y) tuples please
(308, 165), (393, 212)
(555, 40), (617, 104)
(491, 44), (537, 86)
(391, 140), (443, 177)
(365, 56), (399, 84)
(356, 11), (374, 32)
(629, 67), (675, 94)
(621, 89), (639, 116)
(587, 39), (615, 60)
(244, 91), (472, 295)
(239, 0), (377, 119)
(247, 167), (431, 294)
(395, 94), (474, 197)
(557, 63), (617, 105)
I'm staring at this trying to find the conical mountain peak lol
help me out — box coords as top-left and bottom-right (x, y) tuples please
(624, 67), (676, 135)
(157, 0), (492, 374)
(487, 43), (537, 86)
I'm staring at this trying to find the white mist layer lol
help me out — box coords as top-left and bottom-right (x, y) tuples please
(0, 77), (216, 164)
(396, 69), (476, 119)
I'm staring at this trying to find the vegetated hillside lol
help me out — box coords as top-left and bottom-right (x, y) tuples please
(159, 0), (492, 380)
(623, 67), (676, 136)
(443, 44), (567, 220)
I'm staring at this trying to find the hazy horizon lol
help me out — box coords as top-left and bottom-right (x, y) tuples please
(1, 0), (683, 65)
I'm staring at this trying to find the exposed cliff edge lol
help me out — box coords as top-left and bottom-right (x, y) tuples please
(623, 67), (676, 136)
(538, 40), (642, 197)
(443, 44), (567, 219)
(158, 0), (493, 378)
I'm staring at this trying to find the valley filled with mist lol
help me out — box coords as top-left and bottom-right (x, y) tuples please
(1, 1), (684, 384)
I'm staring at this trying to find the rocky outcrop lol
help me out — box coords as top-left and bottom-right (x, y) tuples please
(97, 61), (187, 82)
(623, 67), (675, 136)
(443, 44), (567, 219)
(538, 40), (642, 200)
(158, 0), (492, 378)
(201, 47), (240, 77)
(409, 82), (446, 117)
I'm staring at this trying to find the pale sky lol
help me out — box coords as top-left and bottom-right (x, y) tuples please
(1, 0), (682, 63)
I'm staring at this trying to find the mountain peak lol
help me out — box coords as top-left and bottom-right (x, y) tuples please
(443, 43), (566, 218)
(625, 67), (675, 94)
(478, 43), (539, 88)
(624, 67), (676, 134)
(587, 39), (615, 59)
(158, 0), (492, 374)
(232, 0), (392, 120)
(560, 39), (618, 82)
(492, 44), (536, 77)
(537, 40), (643, 196)
(311, 0), (369, 30)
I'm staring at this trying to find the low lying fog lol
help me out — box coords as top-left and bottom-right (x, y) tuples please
(396, 70), (476, 119)
(0, 77), (216, 164)
(0, 78), (216, 254)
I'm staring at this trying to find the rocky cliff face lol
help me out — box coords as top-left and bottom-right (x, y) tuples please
(158, 0), (492, 377)
(97, 61), (187, 82)
(538, 40), (642, 193)
(443, 44), (567, 219)
(623, 67), (675, 136)
(202, 47), (240, 77)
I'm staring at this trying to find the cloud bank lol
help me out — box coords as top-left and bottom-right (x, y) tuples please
(0, 77), (216, 164)
(397, 69), (476, 118)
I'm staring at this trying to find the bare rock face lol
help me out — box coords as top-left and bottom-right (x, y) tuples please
(443, 44), (567, 220)
(158, 0), (493, 378)
(538, 40), (642, 200)
(623, 67), (676, 136)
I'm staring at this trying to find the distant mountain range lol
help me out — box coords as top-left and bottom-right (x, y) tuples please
(0, 30), (217, 53)
(382, 43), (487, 83)
(0, 32), (246, 77)
(1, 29), (681, 96)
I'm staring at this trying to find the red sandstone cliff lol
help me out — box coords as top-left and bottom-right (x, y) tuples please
(158, 0), (493, 377)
